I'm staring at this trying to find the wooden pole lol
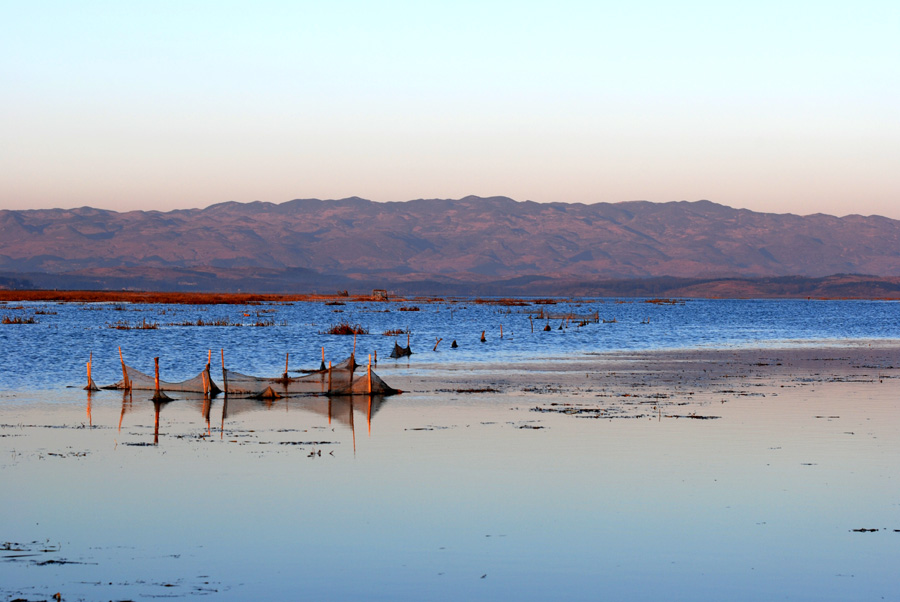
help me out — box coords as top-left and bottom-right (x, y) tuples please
(221, 348), (227, 395)
(284, 352), (289, 379)
(530, 316), (534, 333)
(85, 351), (98, 391)
(154, 356), (161, 397)
(500, 324), (503, 338)
(480, 330), (486, 342)
(118, 346), (130, 391)
(353, 333), (357, 357)
(367, 354), (372, 395)
(374, 349), (377, 364)
(433, 338), (442, 351)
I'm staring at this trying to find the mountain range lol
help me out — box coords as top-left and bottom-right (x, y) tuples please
(1, 196), (899, 296)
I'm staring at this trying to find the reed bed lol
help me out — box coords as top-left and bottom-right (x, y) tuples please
(106, 319), (159, 330)
(324, 322), (369, 335)
(2, 315), (37, 324)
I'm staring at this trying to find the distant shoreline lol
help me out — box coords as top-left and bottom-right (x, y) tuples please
(2, 288), (899, 304)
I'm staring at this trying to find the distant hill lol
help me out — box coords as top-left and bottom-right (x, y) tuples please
(1, 197), (899, 295)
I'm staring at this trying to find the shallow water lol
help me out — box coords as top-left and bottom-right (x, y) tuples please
(1, 299), (899, 600)
(0, 298), (898, 390)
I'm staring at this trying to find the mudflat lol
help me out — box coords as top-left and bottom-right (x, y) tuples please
(2, 343), (898, 601)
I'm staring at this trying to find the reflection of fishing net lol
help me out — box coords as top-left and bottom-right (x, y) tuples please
(105, 363), (221, 395)
(222, 355), (398, 398)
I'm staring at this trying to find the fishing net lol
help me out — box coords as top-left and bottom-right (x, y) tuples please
(104, 363), (221, 395)
(221, 355), (398, 398)
(101, 354), (398, 398)
(389, 342), (412, 358)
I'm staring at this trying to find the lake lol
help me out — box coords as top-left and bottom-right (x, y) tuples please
(1, 298), (898, 600)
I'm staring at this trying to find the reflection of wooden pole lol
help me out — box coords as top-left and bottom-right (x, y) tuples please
(350, 397), (356, 455)
(153, 400), (161, 445)
(119, 390), (127, 432)
(328, 360), (333, 393)
(118, 346), (130, 391)
(86, 389), (93, 427)
(203, 396), (211, 435)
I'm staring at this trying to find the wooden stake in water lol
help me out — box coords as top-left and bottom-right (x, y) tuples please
(205, 349), (213, 396)
(367, 353), (372, 395)
(85, 351), (99, 391)
(284, 352), (290, 379)
(500, 324), (503, 339)
(153, 357), (161, 399)
(221, 348), (227, 395)
(118, 346), (130, 391)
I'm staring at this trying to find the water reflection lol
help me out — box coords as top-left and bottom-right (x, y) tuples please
(107, 389), (390, 447)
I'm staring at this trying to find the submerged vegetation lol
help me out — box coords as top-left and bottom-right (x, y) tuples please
(106, 319), (159, 330)
(325, 322), (369, 335)
(2, 314), (37, 324)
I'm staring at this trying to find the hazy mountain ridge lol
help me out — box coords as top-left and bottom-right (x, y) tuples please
(1, 197), (898, 284)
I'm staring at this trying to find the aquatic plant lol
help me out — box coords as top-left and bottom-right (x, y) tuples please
(2, 314), (37, 324)
(325, 322), (369, 335)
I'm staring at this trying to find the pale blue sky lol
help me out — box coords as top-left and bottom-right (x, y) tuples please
(2, 1), (898, 217)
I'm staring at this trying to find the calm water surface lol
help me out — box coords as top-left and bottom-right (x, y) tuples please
(1, 298), (898, 600)
(0, 298), (898, 389)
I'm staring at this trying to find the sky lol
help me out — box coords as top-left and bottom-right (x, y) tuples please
(2, 1), (898, 218)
